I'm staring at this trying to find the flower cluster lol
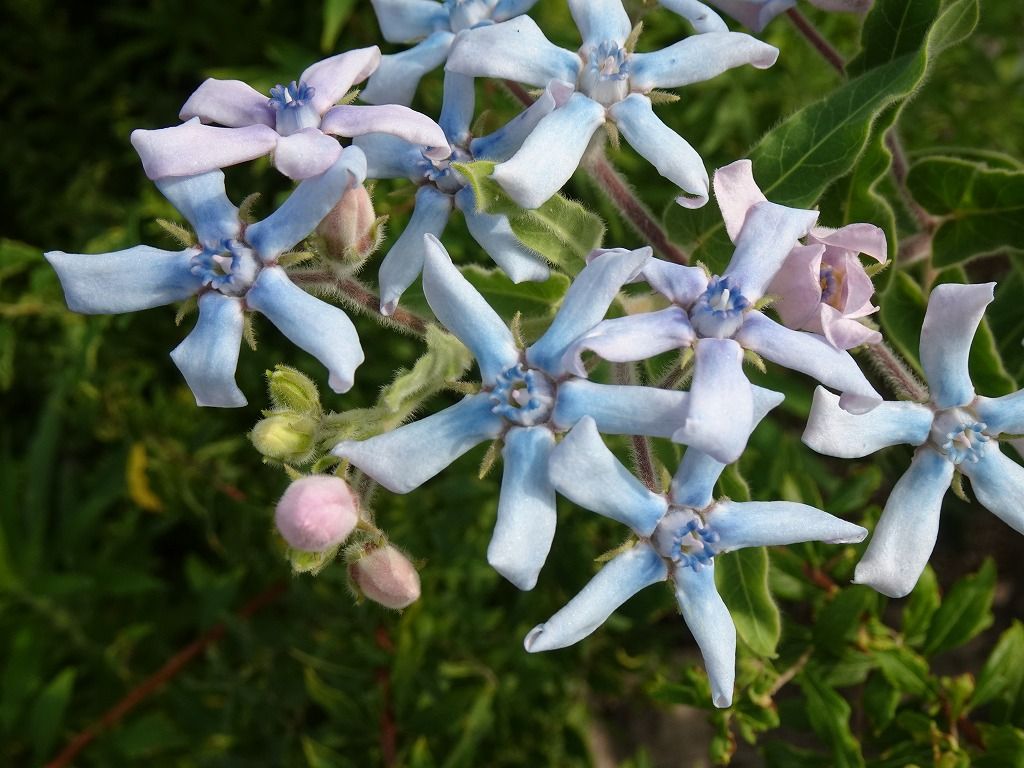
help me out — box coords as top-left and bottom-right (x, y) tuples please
(45, 0), (1022, 712)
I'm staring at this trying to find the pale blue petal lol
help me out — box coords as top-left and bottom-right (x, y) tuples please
(802, 385), (933, 458)
(455, 187), (550, 284)
(247, 148), (367, 263)
(722, 200), (819, 302)
(527, 247), (649, 375)
(333, 392), (503, 492)
(640, 258), (708, 306)
(737, 311), (881, 414)
(491, 93), (604, 209)
(154, 170), (240, 247)
(608, 94), (708, 208)
(169, 292), (246, 407)
(361, 31), (455, 106)
(245, 266), (364, 393)
(445, 16), (581, 88)
(673, 338), (753, 464)
(703, 0), (794, 32)
(352, 133), (424, 180)
(489, 426), (557, 590)
(568, 0), (631, 47)
(976, 390), (1024, 437)
(561, 308), (694, 378)
(854, 447), (953, 598)
(658, 0), (729, 32)
(130, 119), (279, 180)
(548, 416), (668, 536)
(709, 499), (867, 551)
(379, 187), (453, 315)
(960, 442), (1024, 535)
(471, 80), (574, 162)
(440, 70), (476, 147)
(629, 32), (778, 91)
(673, 564), (735, 708)
(422, 234), (520, 384)
(493, 0), (540, 21)
(671, 386), (783, 508)
(919, 282), (995, 409)
(370, 0), (449, 43)
(551, 380), (689, 437)
(524, 543), (667, 652)
(45, 246), (200, 314)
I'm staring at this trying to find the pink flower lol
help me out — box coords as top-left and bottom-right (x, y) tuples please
(714, 159), (887, 351)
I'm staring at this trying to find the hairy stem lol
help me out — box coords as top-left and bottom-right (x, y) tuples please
(614, 363), (662, 493)
(502, 81), (689, 265)
(862, 341), (929, 402)
(292, 270), (429, 337)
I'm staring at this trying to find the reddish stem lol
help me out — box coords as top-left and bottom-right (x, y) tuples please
(46, 582), (287, 768)
(786, 8), (846, 75)
(503, 81), (689, 265)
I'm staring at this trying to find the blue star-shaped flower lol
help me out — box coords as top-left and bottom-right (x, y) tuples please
(526, 411), (866, 708)
(46, 150), (368, 407)
(803, 281), (1024, 597)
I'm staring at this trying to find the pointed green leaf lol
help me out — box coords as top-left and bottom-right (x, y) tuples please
(29, 667), (76, 763)
(715, 547), (780, 657)
(798, 669), (865, 768)
(922, 558), (996, 655)
(902, 564), (940, 646)
(907, 155), (1024, 267)
(972, 621), (1024, 724)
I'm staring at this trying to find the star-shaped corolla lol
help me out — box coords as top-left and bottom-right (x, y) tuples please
(715, 160), (888, 350)
(363, 0), (540, 105)
(695, 0), (872, 33)
(562, 160), (881, 465)
(131, 47), (450, 181)
(45, 151), (368, 406)
(445, 0), (778, 208)
(527, 411), (866, 708)
(803, 281), (1024, 598)
(333, 236), (692, 590)
(355, 73), (573, 314)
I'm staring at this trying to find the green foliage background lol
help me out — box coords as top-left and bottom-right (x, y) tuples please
(1, 0), (1023, 765)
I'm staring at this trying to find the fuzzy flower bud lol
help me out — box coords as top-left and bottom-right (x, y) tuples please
(316, 185), (382, 262)
(267, 364), (320, 414)
(250, 412), (318, 463)
(349, 545), (421, 609)
(275, 475), (359, 553)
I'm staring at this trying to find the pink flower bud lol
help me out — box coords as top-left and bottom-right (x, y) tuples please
(275, 475), (358, 552)
(349, 545), (421, 609)
(316, 185), (380, 261)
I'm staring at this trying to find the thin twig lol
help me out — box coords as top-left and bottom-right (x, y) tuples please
(786, 8), (846, 75)
(47, 582), (288, 768)
(886, 131), (938, 231)
(374, 625), (398, 766)
(502, 81), (689, 265)
(768, 648), (813, 697)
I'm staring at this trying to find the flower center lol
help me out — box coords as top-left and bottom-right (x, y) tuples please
(425, 146), (471, 194)
(446, 0), (494, 32)
(488, 363), (555, 427)
(269, 81), (321, 136)
(652, 509), (719, 571)
(578, 41), (630, 106)
(819, 263), (846, 308)
(190, 239), (260, 297)
(931, 408), (989, 465)
(690, 276), (750, 339)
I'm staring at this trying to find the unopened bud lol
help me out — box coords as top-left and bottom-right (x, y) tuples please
(267, 364), (320, 414)
(317, 185), (382, 262)
(275, 475), (358, 552)
(250, 412), (317, 463)
(349, 545), (421, 609)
